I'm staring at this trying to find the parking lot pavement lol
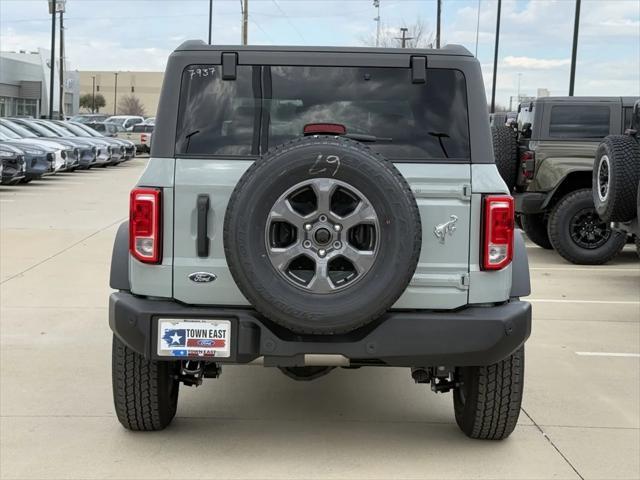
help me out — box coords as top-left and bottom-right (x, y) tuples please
(1, 158), (639, 480)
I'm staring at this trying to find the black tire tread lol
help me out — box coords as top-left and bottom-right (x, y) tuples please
(491, 126), (519, 190)
(593, 135), (640, 222)
(520, 213), (552, 249)
(112, 335), (178, 431)
(454, 347), (524, 440)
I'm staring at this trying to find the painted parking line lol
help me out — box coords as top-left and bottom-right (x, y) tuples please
(0, 199), (15, 203)
(576, 352), (640, 358)
(529, 299), (640, 304)
(530, 268), (640, 273)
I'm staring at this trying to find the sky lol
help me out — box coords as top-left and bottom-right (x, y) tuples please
(0, 0), (638, 108)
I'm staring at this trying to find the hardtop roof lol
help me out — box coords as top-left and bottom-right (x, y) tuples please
(174, 40), (472, 57)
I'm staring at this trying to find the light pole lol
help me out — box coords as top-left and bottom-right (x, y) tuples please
(568, 0), (581, 96)
(208, 0), (213, 44)
(91, 76), (96, 113)
(373, 0), (380, 47)
(490, 0), (502, 113)
(436, 0), (442, 48)
(241, 0), (248, 45)
(58, 1), (66, 119)
(395, 27), (413, 48)
(113, 72), (118, 116)
(47, 1), (57, 118)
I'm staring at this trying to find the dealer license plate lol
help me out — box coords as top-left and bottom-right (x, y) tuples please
(157, 319), (231, 358)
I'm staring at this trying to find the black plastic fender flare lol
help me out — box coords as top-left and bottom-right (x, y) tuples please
(510, 230), (531, 298)
(110, 221), (130, 291)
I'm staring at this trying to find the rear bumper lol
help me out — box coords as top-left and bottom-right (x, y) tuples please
(109, 292), (532, 367)
(514, 191), (548, 214)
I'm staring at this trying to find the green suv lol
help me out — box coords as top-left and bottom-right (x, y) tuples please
(108, 42), (532, 440)
(493, 96), (638, 264)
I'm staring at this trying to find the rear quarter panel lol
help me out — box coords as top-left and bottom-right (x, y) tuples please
(528, 140), (599, 192)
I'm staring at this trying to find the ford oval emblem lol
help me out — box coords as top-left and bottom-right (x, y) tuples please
(188, 272), (217, 283)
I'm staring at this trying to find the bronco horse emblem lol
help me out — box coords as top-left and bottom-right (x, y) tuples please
(433, 215), (458, 244)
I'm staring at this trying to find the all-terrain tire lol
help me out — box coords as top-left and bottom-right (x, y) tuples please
(224, 135), (421, 335)
(112, 335), (179, 431)
(453, 347), (524, 440)
(593, 135), (640, 222)
(491, 126), (519, 190)
(548, 189), (626, 265)
(520, 213), (552, 249)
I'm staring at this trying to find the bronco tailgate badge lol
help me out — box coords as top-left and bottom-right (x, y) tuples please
(188, 272), (217, 283)
(434, 215), (458, 244)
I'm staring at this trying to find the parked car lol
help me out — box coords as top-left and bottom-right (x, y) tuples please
(143, 117), (155, 125)
(492, 96), (639, 264)
(6, 118), (95, 169)
(0, 143), (26, 185)
(35, 120), (116, 166)
(105, 115), (144, 131)
(70, 122), (136, 160)
(0, 127), (55, 182)
(1, 119), (75, 172)
(593, 99), (640, 256)
(119, 123), (153, 153)
(50, 120), (125, 165)
(84, 121), (123, 137)
(108, 42), (532, 440)
(70, 114), (109, 124)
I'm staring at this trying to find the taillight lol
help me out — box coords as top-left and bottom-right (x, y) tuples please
(141, 134), (148, 143)
(482, 195), (514, 271)
(130, 188), (162, 263)
(520, 150), (535, 180)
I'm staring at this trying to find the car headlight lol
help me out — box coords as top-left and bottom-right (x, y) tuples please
(0, 150), (16, 158)
(22, 149), (45, 156)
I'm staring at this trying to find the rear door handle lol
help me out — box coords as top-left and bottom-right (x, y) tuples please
(196, 194), (210, 257)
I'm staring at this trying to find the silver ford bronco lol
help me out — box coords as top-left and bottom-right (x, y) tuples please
(109, 42), (532, 440)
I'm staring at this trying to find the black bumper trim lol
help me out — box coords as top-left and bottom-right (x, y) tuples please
(109, 292), (531, 367)
(514, 191), (548, 214)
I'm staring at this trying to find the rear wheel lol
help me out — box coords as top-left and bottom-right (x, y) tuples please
(453, 347), (524, 440)
(112, 335), (179, 431)
(520, 213), (552, 249)
(548, 189), (626, 265)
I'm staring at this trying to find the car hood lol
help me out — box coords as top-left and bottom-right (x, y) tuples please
(1, 139), (58, 153)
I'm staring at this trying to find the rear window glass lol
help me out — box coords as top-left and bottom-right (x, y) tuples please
(548, 105), (610, 139)
(132, 125), (154, 133)
(175, 65), (471, 161)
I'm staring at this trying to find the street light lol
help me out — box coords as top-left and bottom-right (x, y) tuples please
(113, 72), (118, 116)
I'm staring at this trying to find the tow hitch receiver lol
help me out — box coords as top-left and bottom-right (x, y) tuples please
(411, 366), (458, 393)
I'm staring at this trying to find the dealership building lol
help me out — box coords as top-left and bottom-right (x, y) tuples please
(77, 71), (163, 117)
(0, 48), (79, 118)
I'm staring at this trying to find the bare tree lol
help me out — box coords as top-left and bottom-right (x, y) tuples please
(117, 95), (146, 116)
(360, 18), (435, 48)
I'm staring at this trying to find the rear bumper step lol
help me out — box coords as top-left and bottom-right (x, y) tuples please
(109, 292), (531, 367)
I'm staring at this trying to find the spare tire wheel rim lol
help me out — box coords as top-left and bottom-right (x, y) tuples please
(265, 177), (380, 293)
(597, 154), (610, 202)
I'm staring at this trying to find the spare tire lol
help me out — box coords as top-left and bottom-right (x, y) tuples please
(491, 126), (519, 190)
(224, 136), (421, 334)
(593, 135), (640, 222)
